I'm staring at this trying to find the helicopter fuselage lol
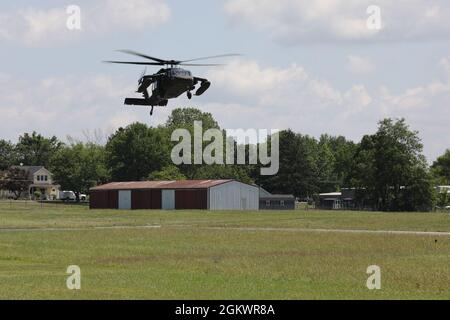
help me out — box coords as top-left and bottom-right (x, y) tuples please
(106, 49), (236, 116)
(126, 67), (210, 110)
(156, 68), (195, 99)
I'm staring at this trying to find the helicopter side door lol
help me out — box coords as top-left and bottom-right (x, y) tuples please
(151, 78), (162, 98)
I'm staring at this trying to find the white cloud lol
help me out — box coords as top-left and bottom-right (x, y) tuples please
(439, 57), (450, 78)
(347, 55), (375, 75)
(0, 73), (171, 143)
(0, 0), (170, 46)
(202, 59), (450, 161)
(207, 60), (343, 108)
(224, 0), (450, 44)
(344, 85), (372, 111)
(0, 58), (449, 162)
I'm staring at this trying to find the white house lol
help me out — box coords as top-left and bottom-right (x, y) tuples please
(0, 166), (60, 200)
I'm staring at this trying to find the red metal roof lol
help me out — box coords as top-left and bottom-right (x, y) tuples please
(90, 179), (234, 191)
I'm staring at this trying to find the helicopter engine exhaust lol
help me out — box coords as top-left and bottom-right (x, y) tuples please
(195, 81), (211, 96)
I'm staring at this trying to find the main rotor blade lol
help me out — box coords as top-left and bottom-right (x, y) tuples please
(179, 63), (224, 66)
(181, 53), (242, 63)
(116, 50), (167, 64)
(103, 61), (163, 66)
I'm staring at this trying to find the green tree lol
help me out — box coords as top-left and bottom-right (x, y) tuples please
(436, 189), (449, 208)
(431, 149), (450, 185)
(0, 167), (32, 199)
(319, 134), (357, 189)
(15, 132), (62, 167)
(315, 136), (336, 192)
(347, 135), (377, 209)
(0, 140), (16, 170)
(373, 119), (431, 211)
(256, 130), (319, 199)
(165, 107), (219, 130)
(105, 123), (171, 181)
(149, 165), (186, 180)
(254, 132), (357, 197)
(190, 164), (253, 184)
(165, 107), (245, 180)
(50, 143), (110, 200)
(348, 118), (434, 211)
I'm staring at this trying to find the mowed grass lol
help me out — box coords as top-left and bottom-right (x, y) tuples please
(0, 202), (449, 299)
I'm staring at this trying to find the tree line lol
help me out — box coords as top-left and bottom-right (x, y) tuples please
(0, 108), (449, 211)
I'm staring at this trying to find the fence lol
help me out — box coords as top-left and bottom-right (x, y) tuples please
(0, 200), (89, 210)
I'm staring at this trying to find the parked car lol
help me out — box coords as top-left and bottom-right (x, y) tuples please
(446, 206), (450, 210)
(59, 191), (76, 201)
(59, 191), (87, 202)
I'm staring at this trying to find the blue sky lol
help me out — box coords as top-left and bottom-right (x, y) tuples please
(1, 0), (449, 162)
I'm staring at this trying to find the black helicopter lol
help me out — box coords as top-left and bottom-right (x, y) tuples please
(104, 50), (240, 116)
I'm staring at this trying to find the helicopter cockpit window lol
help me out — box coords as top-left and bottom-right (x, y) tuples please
(171, 69), (191, 77)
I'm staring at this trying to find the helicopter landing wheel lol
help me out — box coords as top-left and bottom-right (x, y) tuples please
(187, 91), (192, 99)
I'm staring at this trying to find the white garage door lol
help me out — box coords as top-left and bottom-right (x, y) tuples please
(161, 189), (175, 210)
(118, 190), (132, 210)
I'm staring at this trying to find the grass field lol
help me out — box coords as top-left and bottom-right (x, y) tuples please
(0, 201), (449, 299)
